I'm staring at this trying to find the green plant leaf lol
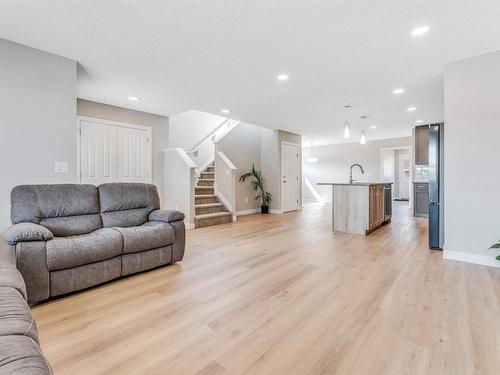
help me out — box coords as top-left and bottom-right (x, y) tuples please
(497, 254), (500, 261)
(489, 243), (500, 249)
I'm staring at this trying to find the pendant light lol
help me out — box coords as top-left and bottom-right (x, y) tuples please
(360, 130), (366, 144)
(344, 122), (350, 139)
(306, 141), (318, 163)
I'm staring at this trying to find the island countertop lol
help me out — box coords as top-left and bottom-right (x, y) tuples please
(317, 182), (392, 186)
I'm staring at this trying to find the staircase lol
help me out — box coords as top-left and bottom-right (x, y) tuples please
(194, 163), (232, 228)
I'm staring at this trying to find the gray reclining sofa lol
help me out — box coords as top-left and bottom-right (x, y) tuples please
(3, 183), (185, 305)
(0, 263), (52, 374)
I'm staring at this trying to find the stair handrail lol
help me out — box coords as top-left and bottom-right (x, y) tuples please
(186, 118), (230, 155)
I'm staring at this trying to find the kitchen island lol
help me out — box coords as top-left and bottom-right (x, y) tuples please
(318, 182), (392, 235)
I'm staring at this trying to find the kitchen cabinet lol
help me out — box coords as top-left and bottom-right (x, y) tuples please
(414, 125), (429, 165)
(368, 185), (385, 231)
(414, 182), (429, 217)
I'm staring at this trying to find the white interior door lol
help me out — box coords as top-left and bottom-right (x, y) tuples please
(398, 153), (410, 199)
(281, 142), (300, 212)
(79, 117), (152, 185)
(80, 120), (118, 185)
(117, 127), (151, 183)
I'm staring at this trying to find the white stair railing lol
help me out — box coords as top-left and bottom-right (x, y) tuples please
(214, 150), (237, 221)
(163, 148), (196, 228)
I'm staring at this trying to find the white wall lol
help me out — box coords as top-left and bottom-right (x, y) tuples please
(77, 99), (169, 204)
(0, 39), (77, 262)
(303, 137), (411, 202)
(216, 123), (262, 212)
(169, 110), (226, 150)
(444, 50), (500, 266)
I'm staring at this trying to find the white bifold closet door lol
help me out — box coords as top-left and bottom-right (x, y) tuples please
(79, 118), (151, 185)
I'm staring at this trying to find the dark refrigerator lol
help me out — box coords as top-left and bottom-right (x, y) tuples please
(428, 123), (444, 249)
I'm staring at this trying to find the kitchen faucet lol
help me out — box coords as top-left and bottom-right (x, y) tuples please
(349, 164), (365, 184)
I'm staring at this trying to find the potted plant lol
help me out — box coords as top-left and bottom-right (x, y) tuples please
(239, 164), (272, 214)
(489, 241), (500, 261)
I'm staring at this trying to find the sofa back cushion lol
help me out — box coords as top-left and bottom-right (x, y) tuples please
(98, 183), (160, 228)
(10, 184), (102, 236)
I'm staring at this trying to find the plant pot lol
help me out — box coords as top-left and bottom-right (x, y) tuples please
(261, 205), (269, 214)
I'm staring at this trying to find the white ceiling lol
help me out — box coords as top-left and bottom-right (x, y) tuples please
(1, 2), (500, 145)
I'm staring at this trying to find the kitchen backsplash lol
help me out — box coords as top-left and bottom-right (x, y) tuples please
(414, 165), (429, 182)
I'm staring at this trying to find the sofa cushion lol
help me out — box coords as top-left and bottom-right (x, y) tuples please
(46, 228), (123, 271)
(0, 287), (38, 343)
(0, 335), (52, 375)
(112, 221), (174, 254)
(0, 263), (27, 300)
(4, 223), (54, 246)
(10, 184), (102, 236)
(98, 183), (160, 228)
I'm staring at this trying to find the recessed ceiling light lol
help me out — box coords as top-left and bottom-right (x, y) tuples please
(277, 74), (289, 81)
(416, 119), (424, 124)
(342, 105), (352, 111)
(407, 106), (417, 112)
(411, 26), (430, 36)
(128, 96), (139, 101)
(393, 88), (405, 94)
(360, 115), (368, 120)
(370, 125), (377, 129)
(221, 109), (230, 114)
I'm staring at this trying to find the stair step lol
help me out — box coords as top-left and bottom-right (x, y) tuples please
(197, 179), (215, 186)
(195, 202), (225, 215)
(195, 194), (218, 204)
(194, 211), (232, 228)
(195, 203), (223, 208)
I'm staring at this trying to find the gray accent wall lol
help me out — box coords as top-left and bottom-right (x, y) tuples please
(0, 39), (77, 263)
(444, 50), (500, 266)
(77, 99), (169, 205)
(216, 123), (262, 212)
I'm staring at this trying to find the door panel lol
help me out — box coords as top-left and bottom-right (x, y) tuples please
(117, 127), (151, 183)
(80, 121), (117, 185)
(281, 142), (299, 212)
(79, 119), (151, 185)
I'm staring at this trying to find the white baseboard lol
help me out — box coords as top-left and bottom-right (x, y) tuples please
(236, 208), (260, 216)
(443, 250), (500, 268)
(270, 209), (283, 214)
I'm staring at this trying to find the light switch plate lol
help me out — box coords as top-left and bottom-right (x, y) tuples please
(54, 162), (69, 173)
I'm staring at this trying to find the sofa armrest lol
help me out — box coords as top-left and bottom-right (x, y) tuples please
(149, 209), (185, 223)
(3, 223), (53, 246)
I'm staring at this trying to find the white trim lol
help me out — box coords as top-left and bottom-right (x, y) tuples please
(215, 189), (233, 213)
(236, 208), (260, 216)
(197, 156), (215, 176)
(270, 209), (283, 214)
(187, 118), (229, 153)
(77, 115), (153, 184)
(281, 141), (300, 213)
(164, 148), (197, 169)
(217, 151), (237, 170)
(443, 250), (500, 268)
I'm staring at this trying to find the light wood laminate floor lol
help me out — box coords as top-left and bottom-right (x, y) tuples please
(32, 202), (500, 375)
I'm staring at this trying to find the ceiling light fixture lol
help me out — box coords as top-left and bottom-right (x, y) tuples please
(344, 122), (350, 139)
(370, 125), (377, 129)
(393, 88), (405, 94)
(342, 105), (352, 111)
(128, 96), (139, 101)
(306, 141), (318, 163)
(221, 109), (230, 114)
(277, 74), (289, 81)
(407, 106), (417, 112)
(416, 119), (424, 124)
(360, 130), (366, 145)
(411, 26), (430, 36)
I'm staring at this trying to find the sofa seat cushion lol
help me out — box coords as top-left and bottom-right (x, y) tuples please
(0, 263), (27, 300)
(0, 287), (38, 343)
(0, 335), (52, 374)
(46, 228), (123, 271)
(113, 221), (174, 254)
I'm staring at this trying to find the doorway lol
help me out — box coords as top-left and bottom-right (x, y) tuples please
(396, 151), (410, 200)
(281, 141), (300, 212)
(380, 145), (412, 205)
